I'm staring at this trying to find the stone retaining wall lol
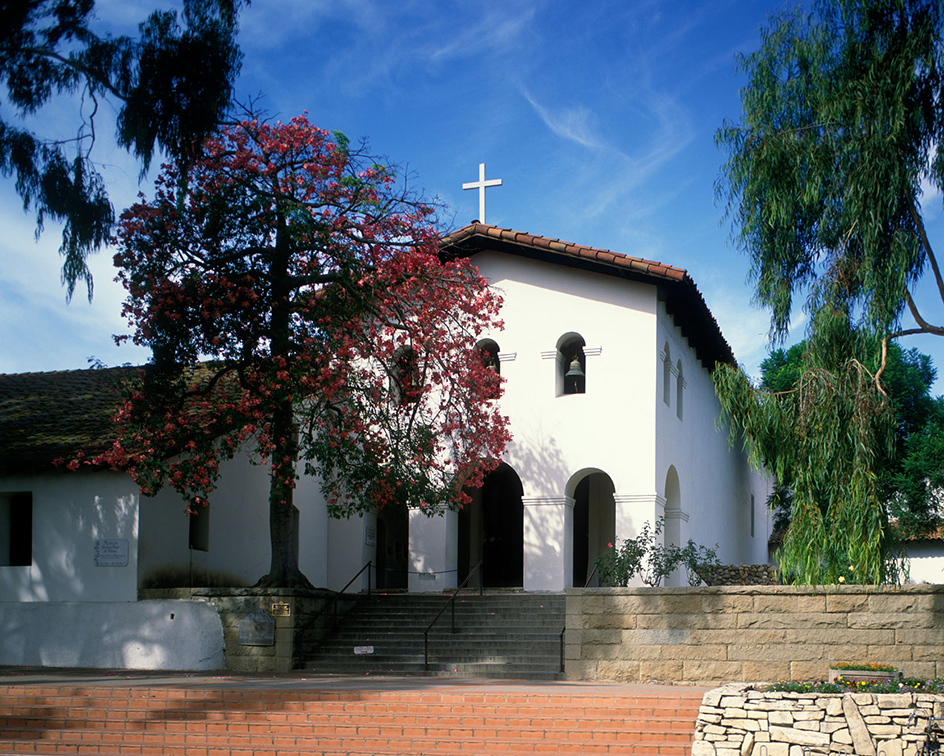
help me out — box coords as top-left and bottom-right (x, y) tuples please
(564, 585), (944, 685)
(692, 684), (944, 756)
(141, 587), (331, 672)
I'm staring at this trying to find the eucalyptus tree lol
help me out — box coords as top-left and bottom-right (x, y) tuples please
(714, 0), (944, 583)
(1, 0), (243, 299)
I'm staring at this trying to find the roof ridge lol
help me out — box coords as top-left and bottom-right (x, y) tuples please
(0, 365), (136, 378)
(443, 223), (689, 279)
(440, 222), (734, 367)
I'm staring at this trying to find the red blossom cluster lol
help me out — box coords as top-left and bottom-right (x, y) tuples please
(92, 115), (510, 583)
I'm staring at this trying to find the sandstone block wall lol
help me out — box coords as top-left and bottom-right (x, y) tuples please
(692, 684), (944, 756)
(565, 585), (944, 685)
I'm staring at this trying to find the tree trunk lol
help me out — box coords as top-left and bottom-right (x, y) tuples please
(254, 403), (313, 588)
(254, 216), (314, 590)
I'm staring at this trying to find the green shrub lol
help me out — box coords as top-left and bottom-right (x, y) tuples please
(594, 517), (720, 587)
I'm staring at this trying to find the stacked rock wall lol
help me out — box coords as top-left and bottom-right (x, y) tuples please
(692, 683), (944, 756)
(700, 564), (779, 586)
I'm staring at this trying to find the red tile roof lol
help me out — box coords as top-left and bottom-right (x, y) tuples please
(0, 367), (131, 476)
(441, 223), (735, 368)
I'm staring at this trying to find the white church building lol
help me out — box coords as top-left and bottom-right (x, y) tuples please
(0, 222), (773, 668)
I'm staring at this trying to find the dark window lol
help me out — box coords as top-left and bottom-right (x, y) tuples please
(189, 499), (210, 552)
(392, 347), (421, 404)
(0, 492), (32, 566)
(476, 339), (501, 398)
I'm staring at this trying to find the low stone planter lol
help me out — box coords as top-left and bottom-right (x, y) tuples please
(828, 668), (903, 684)
(691, 682), (944, 756)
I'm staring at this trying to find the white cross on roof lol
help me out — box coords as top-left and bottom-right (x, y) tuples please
(462, 162), (502, 224)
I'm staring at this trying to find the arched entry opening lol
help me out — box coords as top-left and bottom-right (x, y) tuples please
(664, 465), (684, 586)
(375, 508), (409, 590)
(570, 470), (616, 587)
(458, 463), (524, 588)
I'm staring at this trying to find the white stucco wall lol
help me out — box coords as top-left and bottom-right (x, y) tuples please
(906, 541), (944, 584)
(655, 302), (772, 572)
(138, 454), (331, 590)
(0, 600), (224, 669)
(474, 252), (660, 499)
(409, 508), (458, 592)
(1, 457), (336, 602)
(436, 249), (772, 591)
(326, 511), (373, 592)
(0, 470), (139, 602)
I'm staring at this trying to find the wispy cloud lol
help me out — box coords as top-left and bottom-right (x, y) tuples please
(518, 83), (694, 226)
(427, 7), (536, 63)
(519, 89), (604, 150)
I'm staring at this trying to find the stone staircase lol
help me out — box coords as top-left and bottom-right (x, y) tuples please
(298, 592), (566, 679)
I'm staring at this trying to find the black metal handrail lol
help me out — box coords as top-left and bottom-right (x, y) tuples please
(327, 559), (373, 625)
(294, 560), (373, 666)
(559, 624), (565, 674)
(583, 563), (599, 589)
(424, 560), (483, 671)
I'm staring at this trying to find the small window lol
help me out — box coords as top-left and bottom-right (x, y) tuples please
(476, 339), (501, 399)
(0, 492), (32, 566)
(676, 360), (684, 420)
(476, 339), (500, 376)
(750, 494), (755, 538)
(557, 334), (586, 396)
(662, 343), (671, 406)
(189, 498), (210, 552)
(391, 347), (421, 404)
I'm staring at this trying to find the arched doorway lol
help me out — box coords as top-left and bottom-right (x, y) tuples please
(458, 463), (524, 588)
(571, 471), (616, 587)
(663, 465), (683, 587)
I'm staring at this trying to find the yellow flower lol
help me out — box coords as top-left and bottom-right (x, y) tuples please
(838, 576), (846, 583)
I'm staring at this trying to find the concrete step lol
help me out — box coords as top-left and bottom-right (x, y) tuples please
(299, 592), (566, 678)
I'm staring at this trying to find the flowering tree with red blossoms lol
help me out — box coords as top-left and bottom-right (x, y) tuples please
(101, 115), (510, 588)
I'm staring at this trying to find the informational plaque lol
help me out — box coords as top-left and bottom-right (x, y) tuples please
(94, 539), (129, 567)
(270, 602), (290, 617)
(364, 524), (376, 547)
(354, 645), (374, 655)
(238, 609), (275, 646)
(418, 572), (436, 581)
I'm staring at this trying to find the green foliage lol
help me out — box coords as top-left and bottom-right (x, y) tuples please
(767, 678), (944, 693)
(594, 518), (720, 588)
(716, 309), (906, 585)
(761, 338), (943, 539)
(0, 0), (243, 299)
(716, 0), (944, 583)
(717, 0), (944, 343)
(595, 530), (648, 588)
(888, 396), (944, 535)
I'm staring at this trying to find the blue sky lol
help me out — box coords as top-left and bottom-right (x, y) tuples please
(2, 0), (943, 390)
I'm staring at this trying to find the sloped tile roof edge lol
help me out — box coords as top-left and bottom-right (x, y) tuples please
(0, 366), (134, 477)
(441, 223), (735, 368)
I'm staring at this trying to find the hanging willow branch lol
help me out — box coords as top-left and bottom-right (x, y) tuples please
(714, 358), (904, 585)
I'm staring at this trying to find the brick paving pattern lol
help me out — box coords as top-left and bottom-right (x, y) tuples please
(0, 678), (704, 755)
